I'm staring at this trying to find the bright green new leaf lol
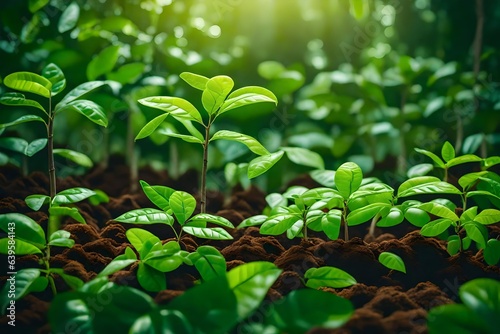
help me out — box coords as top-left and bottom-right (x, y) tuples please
(419, 202), (459, 221)
(202, 75), (234, 115)
(266, 193), (287, 208)
(404, 207), (430, 227)
(49, 206), (86, 224)
(237, 215), (267, 229)
(420, 218), (453, 237)
(347, 203), (389, 226)
(335, 162), (363, 199)
(248, 150), (284, 179)
(441, 141), (455, 163)
(169, 191), (196, 225)
(182, 226), (233, 240)
(189, 213), (234, 228)
(464, 222), (487, 249)
(180, 72), (209, 90)
(188, 246), (226, 281)
(53, 149), (93, 168)
(446, 154), (483, 168)
(282, 146), (325, 170)
(459, 171), (488, 190)
(0, 213), (45, 248)
(137, 262), (165, 292)
(211, 130), (269, 156)
(126, 228), (160, 253)
(305, 266), (357, 289)
(398, 181), (461, 198)
(227, 261), (282, 320)
(0, 269), (43, 315)
(57, 81), (107, 107)
(57, 99), (108, 127)
(447, 235), (461, 256)
(414, 148), (445, 168)
(115, 208), (172, 225)
(138, 96), (203, 124)
(321, 210), (342, 240)
(157, 127), (204, 144)
(218, 86), (278, 116)
(0, 238), (42, 255)
(48, 230), (75, 248)
(140, 180), (175, 211)
(135, 114), (170, 140)
(42, 63), (66, 96)
(378, 252), (406, 273)
(460, 206), (478, 223)
(397, 176), (440, 196)
(52, 188), (96, 205)
(25, 194), (50, 211)
(265, 289), (354, 332)
(377, 207), (405, 227)
(87, 45), (121, 81)
(4, 72), (52, 98)
(58, 2), (80, 33)
(0, 92), (47, 114)
(260, 214), (300, 235)
(474, 209), (500, 225)
(287, 220), (304, 239)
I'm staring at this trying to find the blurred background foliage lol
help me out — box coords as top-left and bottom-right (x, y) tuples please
(0, 0), (499, 192)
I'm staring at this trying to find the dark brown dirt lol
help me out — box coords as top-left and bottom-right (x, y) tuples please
(1, 162), (499, 334)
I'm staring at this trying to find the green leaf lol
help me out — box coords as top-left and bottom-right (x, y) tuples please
(169, 191), (196, 225)
(321, 210), (342, 240)
(57, 81), (107, 107)
(49, 206), (86, 224)
(447, 235), (461, 256)
(474, 209), (500, 225)
(484, 239), (500, 266)
(53, 149), (93, 168)
(98, 248), (137, 277)
(265, 289), (353, 332)
(258, 61), (285, 79)
(4, 72), (52, 98)
(266, 193), (287, 208)
(182, 226), (233, 240)
(305, 266), (357, 289)
(137, 262), (165, 292)
(460, 206), (478, 224)
(52, 187), (95, 205)
(202, 75), (234, 115)
(377, 207), (405, 227)
(414, 148), (445, 167)
(87, 45), (121, 80)
(29, 0), (49, 13)
(407, 163), (434, 178)
(157, 127), (204, 144)
(260, 214), (300, 236)
(347, 203), (388, 226)
(398, 181), (461, 198)
(42, 63), (66, 96)
(211, 130), (269, 156)
(144, 242), (184, 272)
(237, 215), (267, 229)
(428, 62), (457, 86)
(463, 133), (483, 154)
(464, 222), (487, 249)
(1, 269), (44, 315)
(0, 238), (43, 255)
(126, 228), (160, 253)
(459, 278), (500, 328)
(227, 261), (282, 320)
(140, 180), (175, 211)
(48, 230), (75, 248)
(138, 96), (203, 124)
(57, 99), (108, 127)
(282, 147), (325, 170)
(335, 162), (363, 199)
(0, 137), (47, 157)
(180, 72), (209, 90)
(188, 246), (226, 281)
(310, 169), (336, 188)
(378, 252), (406, 273)
(459, 171), (488, 190)
(115, 208), (172, 225)
(248, 150), (284, 179)
(420, 218), (453, 237)
(49, 268), (84, 289)
(58, 2), (80, 33)
(189, 213), (234, 228)
(0, 115), (45, 128)
(135, 113), (169, 140)
(427, 304), (492, 334)
(419, 202), (459, 221)
(24, 195), (50, 211)
(0, 213), (45, 249)
(0, 92), (47, 113)
(441, 141), (455, 163)
(106, 63), (146, 85)
(447, 155), (483, 168)
(404, 207), (430, 227)
(218, 86), (278, 116)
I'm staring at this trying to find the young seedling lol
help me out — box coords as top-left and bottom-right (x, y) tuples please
(0, 213), (83, 307)
(115, 180), (235, 241)
(0, 136), (47, 176)
(378, 252), (406, 274)
(304, 266), (357, 289)
(135, 72), (279, 213)
(0, 63), (108, 198)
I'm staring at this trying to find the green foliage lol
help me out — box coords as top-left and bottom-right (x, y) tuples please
(304, 266), (357, 289)
(378, 252), (407, 274)
(115, 180), (235, 241)
(427, 278), (500, 334)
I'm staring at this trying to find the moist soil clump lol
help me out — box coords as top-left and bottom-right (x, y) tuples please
(1, 163), (499, 333)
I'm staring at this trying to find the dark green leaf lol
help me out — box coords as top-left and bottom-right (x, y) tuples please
(137, 263), (165, 292)
(1, 269), (43, 315)
(0, 213), (45, 249)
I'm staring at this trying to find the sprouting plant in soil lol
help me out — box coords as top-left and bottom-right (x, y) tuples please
(115, 180), (235, 241)
(135, 72), (280, 213)
(0, 213), (83, 308)
(0, 64), (108, 199)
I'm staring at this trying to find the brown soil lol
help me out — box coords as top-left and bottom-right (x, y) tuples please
(1, 160), (499, 333)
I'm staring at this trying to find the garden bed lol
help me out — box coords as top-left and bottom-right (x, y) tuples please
(1, 160), (498, 333)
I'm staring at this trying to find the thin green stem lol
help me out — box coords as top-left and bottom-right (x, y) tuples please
(47, 97), (56, 199)
(44, 246), (57, 295)
(343, 203), (349, 241)
(303, 212), (308, 241)
(200, 123), (211, 214)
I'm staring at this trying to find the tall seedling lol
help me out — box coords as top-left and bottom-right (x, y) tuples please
(136, 72), (279, 213)
(0, 63), (108, 198)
